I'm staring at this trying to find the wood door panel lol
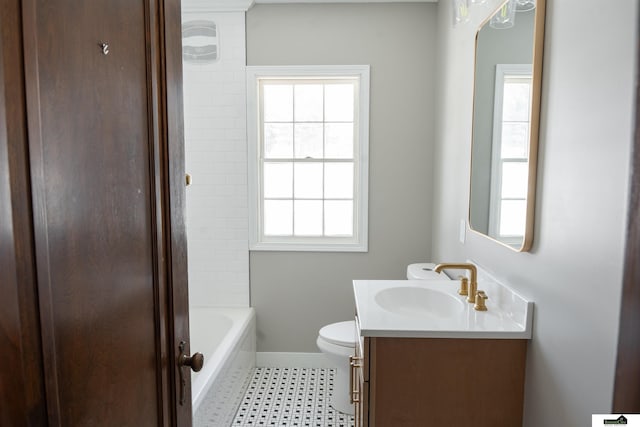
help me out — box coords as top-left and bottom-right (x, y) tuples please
(161, 0), (193, 421)
(0, 1), (47, 424)
(24, 0), (161, 424)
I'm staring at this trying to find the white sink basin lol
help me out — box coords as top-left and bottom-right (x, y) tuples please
(353, 278), (533, 339)
(374, 286), (464, 318)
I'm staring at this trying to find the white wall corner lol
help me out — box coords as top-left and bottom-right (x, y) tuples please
(183, 0), (255, 12)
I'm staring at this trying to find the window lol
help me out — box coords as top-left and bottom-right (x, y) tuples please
(247, 66), (370, 252)
(489, 64), (533, 244)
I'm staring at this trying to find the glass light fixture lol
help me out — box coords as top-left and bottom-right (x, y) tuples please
(490, 0), (517, 29)
(470, 0), (487, 4)
(515, 0), (536, 12)
(452, 0), (470, 25)
(182, 20), (218, 63)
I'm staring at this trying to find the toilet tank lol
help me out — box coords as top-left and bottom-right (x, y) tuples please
(406, 263), (450, 280)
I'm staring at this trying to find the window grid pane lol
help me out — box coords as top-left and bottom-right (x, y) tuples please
(264, 123), (294, 159)
(294, 123), (324, 159)
(264, 200), (293, 236)
(294, 200), (323, 236)
(294, 162), (323, 199)
(260, 78), (357, 239)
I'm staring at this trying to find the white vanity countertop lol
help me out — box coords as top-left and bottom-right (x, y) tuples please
(353, 279), (533, 339)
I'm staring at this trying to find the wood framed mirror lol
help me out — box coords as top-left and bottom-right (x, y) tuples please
(468, 0), (546, 252)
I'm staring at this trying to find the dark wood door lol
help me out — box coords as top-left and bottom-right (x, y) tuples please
(0, 0), (191, 425)
(613, 8), (640, 412)
(24, 1), (162, 423)
(0, 1), (48, 424)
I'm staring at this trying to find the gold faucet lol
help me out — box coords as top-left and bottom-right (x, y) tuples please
(433, 263), (478, 303)
(457, 276), (469, 296)
(474, 290), (488, 311)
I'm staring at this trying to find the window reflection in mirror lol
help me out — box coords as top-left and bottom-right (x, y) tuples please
(469, 0), (545, 252)
(490, 65), (531, 244)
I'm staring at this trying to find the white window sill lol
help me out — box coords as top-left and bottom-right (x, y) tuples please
(249, 241), (368, 253)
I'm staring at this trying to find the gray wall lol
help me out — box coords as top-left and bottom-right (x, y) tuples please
(247, 3), (437, 352)
(433, 0), (637, 425)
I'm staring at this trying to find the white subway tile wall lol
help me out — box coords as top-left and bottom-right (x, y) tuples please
(183, 12), (249, 307)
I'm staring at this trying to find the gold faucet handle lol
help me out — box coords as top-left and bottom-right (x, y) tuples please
(474, 290), (488, 311)
(457, 276), (469, 296)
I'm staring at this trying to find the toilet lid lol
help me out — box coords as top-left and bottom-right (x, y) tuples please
(319, 320), (356, 347)
(407, 263), (448, 280)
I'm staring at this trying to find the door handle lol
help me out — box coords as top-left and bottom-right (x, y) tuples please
(178, 341), (204, 405)
(180, 351), (204, 372)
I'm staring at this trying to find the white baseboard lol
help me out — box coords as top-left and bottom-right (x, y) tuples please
(256, 352), (331, 368)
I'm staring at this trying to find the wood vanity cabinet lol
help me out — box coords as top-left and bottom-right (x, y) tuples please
(352, 326), (528, 426)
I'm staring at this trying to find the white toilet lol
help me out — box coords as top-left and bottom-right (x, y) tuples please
(316, 320), (356, 415)
(406, 262), (450, 280)
(317, 263), (449, 415)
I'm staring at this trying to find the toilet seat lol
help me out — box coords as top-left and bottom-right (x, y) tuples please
(407, 262), (450, 280)
(318, 320), (356, 347)
(317, 335), (354, 358)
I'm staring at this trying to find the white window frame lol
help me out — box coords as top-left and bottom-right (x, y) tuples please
(247, 65), (370, 252)
(488, 64), (532, 245)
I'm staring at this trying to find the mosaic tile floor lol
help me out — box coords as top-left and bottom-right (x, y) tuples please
(194, 363), (255, 427)
(232, 367), (354, 427)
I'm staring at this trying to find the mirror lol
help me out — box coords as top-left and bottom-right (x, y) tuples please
(468, 0), (545, 252)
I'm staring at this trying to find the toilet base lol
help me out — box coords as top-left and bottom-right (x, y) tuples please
(330, 361), (354, 415)
(316, 322), (357, 416)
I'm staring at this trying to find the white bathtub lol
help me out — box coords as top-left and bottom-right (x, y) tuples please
(189, 307), (256, 425)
